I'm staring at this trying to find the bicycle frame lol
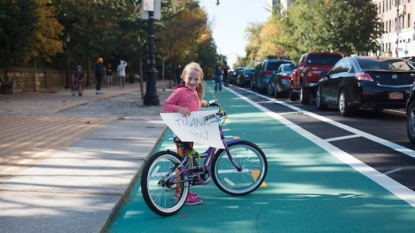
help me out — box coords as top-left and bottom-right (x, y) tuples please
(167, 123), (242, 187)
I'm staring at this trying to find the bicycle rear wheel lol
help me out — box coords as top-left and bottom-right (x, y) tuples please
(141, 150), (189, 217)
(71, 85), (76, 96)
(212, 140), (267, 196)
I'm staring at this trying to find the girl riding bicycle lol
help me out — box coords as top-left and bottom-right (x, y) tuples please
(162, 62), (208, 205)
(74, 65), (84, 84)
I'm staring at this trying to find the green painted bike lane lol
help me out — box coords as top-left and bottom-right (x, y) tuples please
(107, 81), (415, 233)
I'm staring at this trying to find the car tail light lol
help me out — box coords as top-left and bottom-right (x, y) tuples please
(307, 70), (312, 77)
(263, 70), (272, 75)
(281, 74), (290, 79)
(355, 72), (374, 81)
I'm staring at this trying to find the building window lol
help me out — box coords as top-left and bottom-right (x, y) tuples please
(408, 14), (411, 28)
(389, 20), (392, 33)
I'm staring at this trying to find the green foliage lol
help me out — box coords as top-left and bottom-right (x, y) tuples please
(0, 0), (218, 82)
(243, 0), (381, 62)
(0, 0), (63, 66)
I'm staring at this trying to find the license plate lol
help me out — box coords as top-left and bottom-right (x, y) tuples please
(389, 92), (403, 99)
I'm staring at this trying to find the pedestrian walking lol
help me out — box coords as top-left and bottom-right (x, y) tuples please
(95, 57), (104, 94)
(106, 63), (112, 88)
(214, 64), (222, 92)
(117, 60), (128, 90)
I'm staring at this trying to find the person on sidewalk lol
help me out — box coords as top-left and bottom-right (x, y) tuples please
(106, 63), (112, 88)
(117, 60), (128, 90)
(214, 64), (222, 92)
(95, 57), (104, 94)
(161, 62), (208, 205)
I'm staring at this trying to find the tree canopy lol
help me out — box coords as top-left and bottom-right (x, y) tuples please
(236, 0), (381, 65)
(0, 0), (220, 80)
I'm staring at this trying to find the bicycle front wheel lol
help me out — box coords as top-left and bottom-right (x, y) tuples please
(141, 151), (189, 217)
(212, 140), (268, 196)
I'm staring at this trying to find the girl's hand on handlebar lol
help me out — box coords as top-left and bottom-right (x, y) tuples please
(201, 100), (208, 108)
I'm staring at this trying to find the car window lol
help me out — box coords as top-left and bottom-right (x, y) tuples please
(329, 60), (344, 74)
(281, 64), (295, 72)
(267, 61), (293, 70)
(306, 54), (343, 65)
(298, 54), (305, 66)
(244, 69), (254, 74)
(358, 59), (414, 71)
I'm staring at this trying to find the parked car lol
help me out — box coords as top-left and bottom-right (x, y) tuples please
(230, 67), (244, 85)
(290, 52), (344, 104)
(407, 83), (415, 143)
(236, 68), (255, 87)
(251, 62), (262, 90)
(316, 56), (415, 117)
(266, 63), (297, 98)
(252, 58), (295, 93)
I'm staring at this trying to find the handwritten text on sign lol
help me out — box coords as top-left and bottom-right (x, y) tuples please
(160, 110), (224, 149)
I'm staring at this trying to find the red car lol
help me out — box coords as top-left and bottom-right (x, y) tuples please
(289, 52), (343, 104)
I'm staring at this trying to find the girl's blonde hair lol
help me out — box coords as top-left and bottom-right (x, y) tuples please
(181, 62), (204, 100)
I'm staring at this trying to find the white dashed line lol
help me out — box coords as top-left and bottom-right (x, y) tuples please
(228, 87), (415, 208)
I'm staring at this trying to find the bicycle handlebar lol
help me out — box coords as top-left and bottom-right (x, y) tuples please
(207, 100), (227, 117)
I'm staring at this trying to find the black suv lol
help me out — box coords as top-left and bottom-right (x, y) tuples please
(252, 58), (295, 93)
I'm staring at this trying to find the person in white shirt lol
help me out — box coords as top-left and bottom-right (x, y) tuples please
(117, 60), (128, 90)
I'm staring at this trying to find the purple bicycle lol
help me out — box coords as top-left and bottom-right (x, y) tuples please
(141, 101), (268, 216)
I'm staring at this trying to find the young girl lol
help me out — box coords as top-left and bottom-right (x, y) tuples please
(162, 62), (208, 205)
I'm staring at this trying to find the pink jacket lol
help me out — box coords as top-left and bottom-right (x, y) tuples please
(162, 85), (201, 113)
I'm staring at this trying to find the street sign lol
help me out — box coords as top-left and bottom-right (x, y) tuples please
(142, 0), (161, 20)
(143, 0), (154, 11)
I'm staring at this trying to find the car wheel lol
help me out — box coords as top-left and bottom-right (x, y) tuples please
(316, 86), (328, 110)
(267, 83), (274, 95)
(338, 89), (353, 117)
(300, 86), (310, 105)
(289, 90), (299, 101)
(256, 82), (261, 93)
(407, 101), (415, 143)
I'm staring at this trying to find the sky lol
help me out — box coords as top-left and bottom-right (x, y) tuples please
(199, 0), (270, 69)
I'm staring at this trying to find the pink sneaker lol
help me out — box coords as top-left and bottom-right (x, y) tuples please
(185, 195), (202, 206)
(174, 191), (199, 200)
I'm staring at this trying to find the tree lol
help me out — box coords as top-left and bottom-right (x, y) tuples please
(0, 0), (63, 66)
(244, 22), (263, 64)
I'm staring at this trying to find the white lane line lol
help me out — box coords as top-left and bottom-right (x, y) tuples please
(384, 168), (402, 175)
(228, 87), (415, 208)
(325, 135), (361, 142)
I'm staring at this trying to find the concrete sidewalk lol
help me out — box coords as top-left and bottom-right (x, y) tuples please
(0, 82), (172, 232)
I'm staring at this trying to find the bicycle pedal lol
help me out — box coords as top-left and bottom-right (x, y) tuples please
(191, 178), (202, 186)
(193, 166), (204, 174)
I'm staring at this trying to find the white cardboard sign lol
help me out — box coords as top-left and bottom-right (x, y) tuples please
(160, 110), (225, 149)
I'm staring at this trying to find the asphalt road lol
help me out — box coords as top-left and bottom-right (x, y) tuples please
(107, 82), (415, 233)
(235, 87), (415, 192)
